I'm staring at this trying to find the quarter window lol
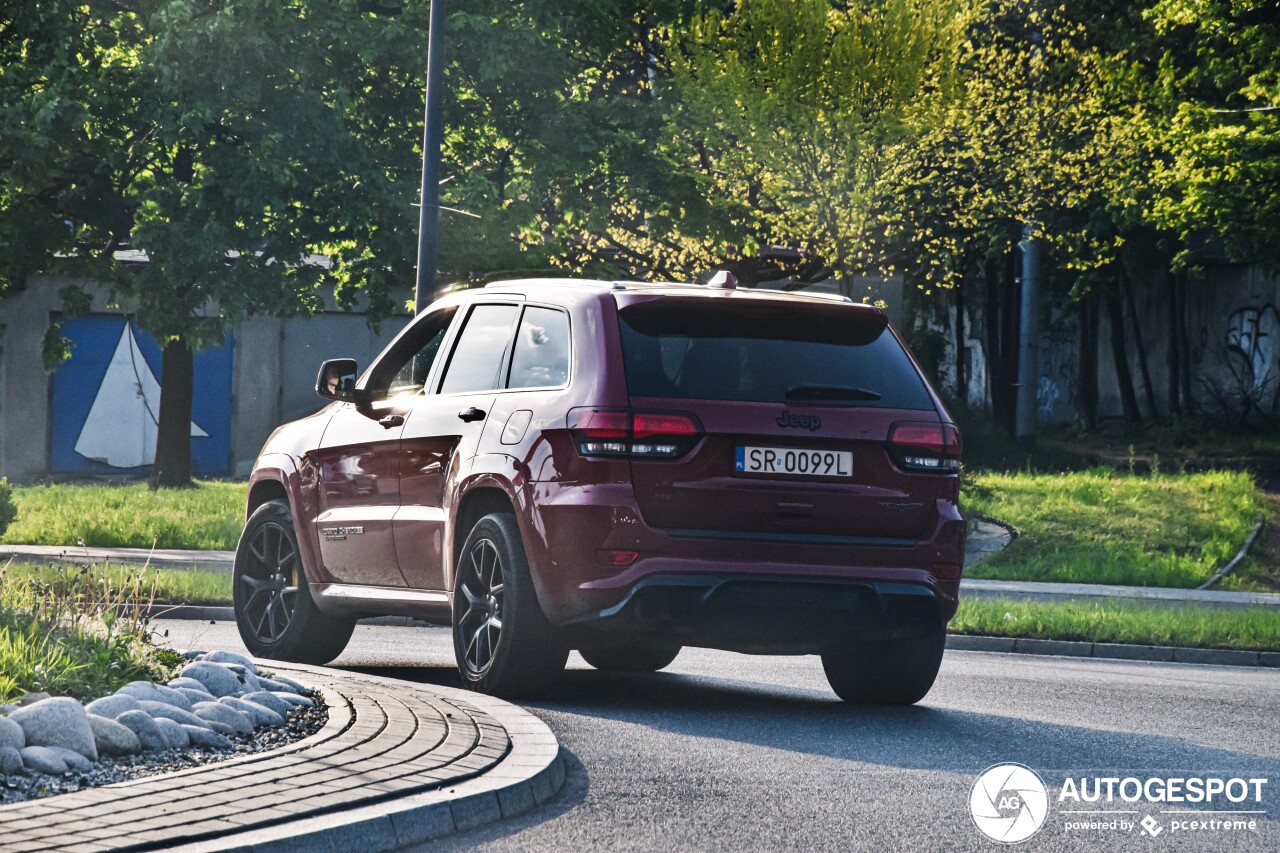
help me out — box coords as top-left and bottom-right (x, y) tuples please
(507, 307), (570, 389)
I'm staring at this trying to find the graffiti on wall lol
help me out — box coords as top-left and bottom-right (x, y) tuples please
(50, 315), (233, 475)
(1225, 304), (1279, 398)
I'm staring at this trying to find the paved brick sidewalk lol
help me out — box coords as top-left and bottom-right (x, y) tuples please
(0, 663), (554, 852)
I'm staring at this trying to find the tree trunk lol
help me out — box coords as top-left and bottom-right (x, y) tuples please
(984, 255), (1003, 419)
(1164, 271), (1182, 415)
(954, 279), (967, 406)
(1105, 289), (1142, 425)
(1078, 291), (1099, 430)
(1120, 268), (1160, 419)
(1176, 272), (1192, 409)
(151, 336), (194, 489)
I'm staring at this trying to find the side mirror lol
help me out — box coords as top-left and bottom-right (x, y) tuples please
(316, 359), (361, 402)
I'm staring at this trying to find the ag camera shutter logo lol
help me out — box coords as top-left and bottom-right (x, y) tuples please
(970, 763), (1050, 843)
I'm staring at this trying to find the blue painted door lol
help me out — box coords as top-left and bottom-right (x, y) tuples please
(50, 315), (233, 476)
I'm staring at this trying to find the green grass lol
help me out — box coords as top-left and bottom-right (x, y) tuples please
(0, 562), (184, 703)
(2, 480), (245, 551)
(2, 562), (232, 606)
(963, 468), (1266, 588)
(953, 598), (1280, 652)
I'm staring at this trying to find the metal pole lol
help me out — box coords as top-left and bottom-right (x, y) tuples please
(1014, 26), (1042, 445)
(414, 0), (447, 314)
(1015, 224), (1040, 444)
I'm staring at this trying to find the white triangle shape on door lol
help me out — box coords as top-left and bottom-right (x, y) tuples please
(74, 323), (209, 468)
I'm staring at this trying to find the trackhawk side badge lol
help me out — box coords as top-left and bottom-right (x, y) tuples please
(777, 411), (822, 431)
(322, 526), (365, 541)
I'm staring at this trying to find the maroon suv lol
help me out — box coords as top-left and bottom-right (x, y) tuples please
(235, 276), (964, 703)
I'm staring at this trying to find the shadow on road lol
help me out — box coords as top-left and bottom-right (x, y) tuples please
(340, 661), (1278, 785)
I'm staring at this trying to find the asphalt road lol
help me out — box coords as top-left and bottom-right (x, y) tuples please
(162, 620), (1279, 852)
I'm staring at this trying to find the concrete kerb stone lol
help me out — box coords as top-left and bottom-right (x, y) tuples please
(948, 634), (1273, 668)
(171, 659), (564, 853)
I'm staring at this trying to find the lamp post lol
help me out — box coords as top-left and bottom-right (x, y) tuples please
(414, 0), (447, 314)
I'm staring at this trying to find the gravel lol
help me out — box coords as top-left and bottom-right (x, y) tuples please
(0, 690), (326, 805)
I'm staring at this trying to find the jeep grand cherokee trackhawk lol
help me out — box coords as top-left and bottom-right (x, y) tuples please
(235, 275), (964, 703)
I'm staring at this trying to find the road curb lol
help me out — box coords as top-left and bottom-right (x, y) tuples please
(176, 661), (566, 852)
(947, 634), (1278, 668)
(147, 613), (1278, 670)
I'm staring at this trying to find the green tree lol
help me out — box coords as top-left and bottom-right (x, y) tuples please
(0, 0), (431, 485)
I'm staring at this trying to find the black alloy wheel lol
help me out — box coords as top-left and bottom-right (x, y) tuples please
(451, 512), (568, 697)
(232, 499), (355, 665)
(456, 535), (506, 676)
(238, 520), (300, 644)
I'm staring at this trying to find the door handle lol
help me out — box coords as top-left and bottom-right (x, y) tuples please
(378, 414), (405, 429)
(458, 407), (486, 423)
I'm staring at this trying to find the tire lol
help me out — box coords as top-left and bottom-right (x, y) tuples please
(452, 512), (568, 698)
(232, 499), (355, 665)
(579, 642), (681, 673)
(820, 619), (946, 705)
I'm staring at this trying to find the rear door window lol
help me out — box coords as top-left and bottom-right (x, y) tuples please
(617, 300), (933, 410)
(438, 304), (520, 394)
(507, 306), (570, 389)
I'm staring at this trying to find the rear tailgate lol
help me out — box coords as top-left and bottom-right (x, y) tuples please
(628, 400), (944, 540)
(616, 295), (952, 542)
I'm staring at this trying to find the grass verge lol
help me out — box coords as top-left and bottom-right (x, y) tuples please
(2, 480), (245, 551)
(0, 562), (183, 702)
(3, 562), (232, 607)
(952, 598), (1280, 652)
(963, 468), (1268, 589)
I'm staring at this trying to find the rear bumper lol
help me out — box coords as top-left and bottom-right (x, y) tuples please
(564, 573), (945, 655)
(523, 482), (964, 628)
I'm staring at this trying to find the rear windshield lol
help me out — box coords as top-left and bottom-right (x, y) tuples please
(617, 300), (934, 410)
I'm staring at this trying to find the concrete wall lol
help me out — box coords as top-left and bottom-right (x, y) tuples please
(918, 264), (1280, 425)
(0, 275), (407, 482)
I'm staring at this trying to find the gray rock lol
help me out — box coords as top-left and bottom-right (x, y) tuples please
(8, 697), (97, 761)
(166, 677), (213, 695)
(115, 711), (169, 752)
(241, 691), (293, 717)
(203, 650), (258, 673)
(0, 704), (16, 716)
(137, 700), (208, 729)
(180, 662), (244, 697)
(47, 745), (93, 772)
(117, 681), (193, 710)
(272, 691), (314, 708)
(20, 745), (67, 774)
(17, 692), (50, 707)
(220, 696), (283, 728)
(192, 702), (253, 735)
(88, 715), (140, 756)
(85, 694), (142, 720)
(0, 715), (24, 750)
(174, 688), (213, 706)
(152, 717), (189, 749)
(0, 745), (21, 774)
(180, 650), (204, 660)
(268, 675), (306, 694)
(254, 677), (292, 693)
(204, 719), (237, 737)
(182, 725), (233, 750)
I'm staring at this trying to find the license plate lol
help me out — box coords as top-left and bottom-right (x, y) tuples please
(735, 446), (852, 478)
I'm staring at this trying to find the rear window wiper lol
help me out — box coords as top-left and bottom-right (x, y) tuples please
(785, 384), (882, 402)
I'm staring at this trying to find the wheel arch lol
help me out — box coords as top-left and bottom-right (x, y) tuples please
(247, 479), (290, 517)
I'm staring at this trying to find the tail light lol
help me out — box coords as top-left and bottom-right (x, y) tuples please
(889, 422), (961, 473)
(568, 408), (702, 459)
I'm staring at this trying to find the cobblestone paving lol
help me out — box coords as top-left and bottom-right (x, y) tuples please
(0, 669), (510, 852)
